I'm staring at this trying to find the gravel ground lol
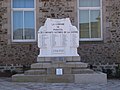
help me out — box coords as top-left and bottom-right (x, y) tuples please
(0, 78), (120, 90)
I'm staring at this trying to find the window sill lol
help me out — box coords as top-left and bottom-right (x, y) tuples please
(79, 38), (103, 41)
(12, 39), (37, 43)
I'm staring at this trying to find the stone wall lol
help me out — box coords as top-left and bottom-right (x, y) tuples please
(0, 0), (76, 66)
(0, 0), (38, 65)
(78, 0), (120, 65)
(37, 0), (77, 29)
(0, 0), (120, 73)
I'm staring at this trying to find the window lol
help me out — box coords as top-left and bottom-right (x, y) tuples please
(12, 0), (36, 42)
(78, 0), (102, 41)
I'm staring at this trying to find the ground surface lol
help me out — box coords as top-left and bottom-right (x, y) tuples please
(0, 78), (120, 90)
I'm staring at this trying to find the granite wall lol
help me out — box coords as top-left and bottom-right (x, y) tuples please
(0, 0), (120, 73)
(0, 0), (38, 66)
(0, 0), (76, 66)
(37, 0), (77, 29)
(78, 0), (120, 65)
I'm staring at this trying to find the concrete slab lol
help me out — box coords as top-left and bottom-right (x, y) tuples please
(74, 72), (107, 84)
(12, 74), (74, 83)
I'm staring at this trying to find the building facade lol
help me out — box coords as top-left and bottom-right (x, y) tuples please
(0, 0), (120, 75)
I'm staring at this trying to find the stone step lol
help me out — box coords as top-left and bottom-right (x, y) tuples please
(12, 74), (74, 83)
(72, 69), (94, 74)
(37, 56), (81, 63)
(12, 72), (107, 83)
(24, 70), (47, 75)
(25, 68), (94, 75)
(31, 62), (88, 69)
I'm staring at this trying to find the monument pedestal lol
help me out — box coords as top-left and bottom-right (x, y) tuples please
(12, 56), (107, 83)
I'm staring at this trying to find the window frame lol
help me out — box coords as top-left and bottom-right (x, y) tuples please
(11, 0), (36, 42)
(77, 0), (103, 41)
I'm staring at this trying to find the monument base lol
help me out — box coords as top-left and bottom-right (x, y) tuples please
(12, 73), (106, 83)
(12, 56), (107, 83)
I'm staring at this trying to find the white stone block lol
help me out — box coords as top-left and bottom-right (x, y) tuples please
(38, 18), (79, 58)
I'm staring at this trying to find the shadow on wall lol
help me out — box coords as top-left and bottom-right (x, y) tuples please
(0, 65), (30, 77)
(89, 63), (120, 79)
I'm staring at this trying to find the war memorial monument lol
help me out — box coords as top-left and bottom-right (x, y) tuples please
(12, 18), (107, 83)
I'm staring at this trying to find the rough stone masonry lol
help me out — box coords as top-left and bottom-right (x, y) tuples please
(0, 0), (120, 73)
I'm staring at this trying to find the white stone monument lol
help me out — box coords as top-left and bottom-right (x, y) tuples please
(12, 18), (107, 84)
(38, 18), (79, 57)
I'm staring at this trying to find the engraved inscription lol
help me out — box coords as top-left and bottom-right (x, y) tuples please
(38, 18), (79, 57)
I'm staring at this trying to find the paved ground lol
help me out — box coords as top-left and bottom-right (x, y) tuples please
(0, 78), (120, 90)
